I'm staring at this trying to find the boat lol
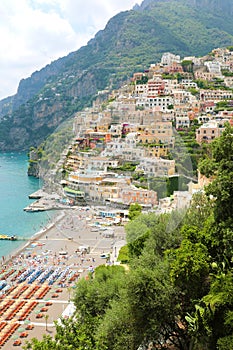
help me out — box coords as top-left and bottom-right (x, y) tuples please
(0, 234), (17, 241)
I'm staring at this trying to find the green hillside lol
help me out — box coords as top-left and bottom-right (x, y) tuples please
(0, 0), (232, 151)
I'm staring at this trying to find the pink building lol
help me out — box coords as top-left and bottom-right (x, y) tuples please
(121, 188), (157, 207)
(196, 120), (227, 143)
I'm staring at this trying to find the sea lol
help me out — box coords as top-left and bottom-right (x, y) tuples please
(0, 152), (53, 260)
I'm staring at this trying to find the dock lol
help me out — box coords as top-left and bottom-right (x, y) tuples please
(28, 189), (48, 199)
(25, 191), (72, 212)
(0, 235), (17, 241)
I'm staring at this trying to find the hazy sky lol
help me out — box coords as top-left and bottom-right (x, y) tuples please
(0, 0), (143, 100)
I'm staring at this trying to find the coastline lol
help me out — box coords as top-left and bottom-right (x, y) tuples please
(0, 202), (126, 349)
(1, 210), (63, 267)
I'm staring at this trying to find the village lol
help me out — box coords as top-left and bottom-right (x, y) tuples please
(29, 47), (233, 215)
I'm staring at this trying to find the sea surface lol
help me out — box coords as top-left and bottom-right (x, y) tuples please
(0, 152), (52, 259)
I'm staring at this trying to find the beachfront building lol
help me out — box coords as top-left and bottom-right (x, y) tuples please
(121, 187), (158, 207)
(66, 171), (132, 204)
(63, 186), (85, 204)
(67, 172), (104, 195)
(93, 177), (131, 202)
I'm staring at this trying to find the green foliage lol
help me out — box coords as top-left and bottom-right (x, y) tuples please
(168, 239), (210, 303)
(128, 202), (142, 220)
(215, 100), (233, 111)
(221, 69), (233, 77)
(189, 87), (199, 96)
(183, 192), (214, 231)
(181, 60), (194, 73)
(73, 265), (126, 318)
(128, 231), (150, 258)
(176, 126), (204, 175)
(117, 245), (129, 263)
(217, 335), (233, 350)
(199, 123), (233, 225)
(135, 75), (148, 85)
(108, 162), (139, 173)
(24, 335), (57, 349)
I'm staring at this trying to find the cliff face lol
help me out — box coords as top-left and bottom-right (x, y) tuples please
(0, 0), (232, 151)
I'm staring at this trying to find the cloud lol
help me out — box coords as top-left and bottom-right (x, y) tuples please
(0, 0), (142, 100)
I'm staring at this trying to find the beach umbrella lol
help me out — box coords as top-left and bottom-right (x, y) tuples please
(12, 335), (18, 340)
(24, 320), (31, 325)
(17, 327), (25, 332)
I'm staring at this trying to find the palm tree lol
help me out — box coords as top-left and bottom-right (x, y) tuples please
(67, 286), (72, 302)
(44, 314), (49, 332)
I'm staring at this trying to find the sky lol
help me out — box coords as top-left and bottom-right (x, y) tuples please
(0, 0), (143, 100)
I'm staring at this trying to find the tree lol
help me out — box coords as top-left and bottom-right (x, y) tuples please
(181, 60), (194, 73)
(198, 123), (233, 226)
(24, 316), (97, 350)
(183, 192), (214, 230)
(73, 265), (126, 319)
(168, 239), (210, 308)
(128, 202), (142, 220)
(44, 314), (49, 332)
(67, 286), (72, 302)
(23, 335), (57, 350)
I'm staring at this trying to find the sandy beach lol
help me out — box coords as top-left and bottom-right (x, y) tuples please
(0, 205), (126, 349)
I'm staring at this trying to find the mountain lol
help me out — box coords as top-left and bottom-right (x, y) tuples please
(0, 0), (233, 151)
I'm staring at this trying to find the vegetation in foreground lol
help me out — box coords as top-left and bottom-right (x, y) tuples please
(24, 125), (233, 349)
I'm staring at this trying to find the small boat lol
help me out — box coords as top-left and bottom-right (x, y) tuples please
(0, 234), (17, 241)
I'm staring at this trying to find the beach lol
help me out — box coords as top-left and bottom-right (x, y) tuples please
(0, 204), (126, 349)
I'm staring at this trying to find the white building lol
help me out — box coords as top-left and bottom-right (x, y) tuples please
(136, 95), (174, 112)
(176, 116), (190, 129)
(180, 79), (198, 89)
(101, 133), (146, 162)
(161, 52), (181, 66)
(204, 61), (222, 75)
(136, 157), (175, 177)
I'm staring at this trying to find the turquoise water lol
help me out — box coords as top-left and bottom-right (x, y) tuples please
(0, 152), (51, 259)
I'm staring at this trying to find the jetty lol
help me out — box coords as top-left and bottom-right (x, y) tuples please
(28, 189), (48, 199)
(0, 234), (17, 241)
(25, 190), (72, 212)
